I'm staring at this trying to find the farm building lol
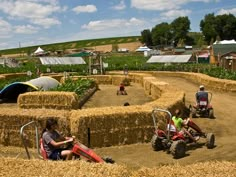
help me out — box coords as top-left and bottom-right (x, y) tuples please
(219, 52), (236, 71)
(39, 57), (86, 65)
(146, 54), (193, 64)
(210, 40), (236, 64)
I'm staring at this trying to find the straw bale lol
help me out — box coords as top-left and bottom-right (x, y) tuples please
(1, 73), (27, 79)
(69, 75), (113, 85)
(0, 108), (70, 147)
(0, 157), (234, 177)
(17, 91), (80, 110)
(133, 161), (236, 177)
(111, 75), (130, 86)
(69, 106), (154, 147)
(0, 157), (130, 177)
(0, 75), (5, 80)
(128, 73), (152, 86)
(153, 71), (236, 92)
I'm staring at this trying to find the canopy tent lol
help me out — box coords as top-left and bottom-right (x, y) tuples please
(135, 46), (151, 52)
(34, 47), (45, 55)
(39, 57), (86, 65)
(0, 76), (59, 102)
(147, 55), (192, 63)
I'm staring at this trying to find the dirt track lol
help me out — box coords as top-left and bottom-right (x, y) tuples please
(1, 76), (236, 170)
(85, 76), (236, 170)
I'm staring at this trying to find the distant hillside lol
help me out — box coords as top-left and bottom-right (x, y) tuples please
(0, 36), (141, 56)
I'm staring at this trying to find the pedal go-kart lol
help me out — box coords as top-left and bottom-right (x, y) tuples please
(151, 108), (215, 159)
(20, 121), (114, 163)
(190, 92), (214, 118)
(116, 90), (127, 95)
(40, 138), (114, 163)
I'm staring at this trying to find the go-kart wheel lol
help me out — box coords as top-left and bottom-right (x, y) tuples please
(206, 133), (215, 149)
(208, 109), (214, 119)
(151, 134), (164, 151)
(170, 140), (186, 158)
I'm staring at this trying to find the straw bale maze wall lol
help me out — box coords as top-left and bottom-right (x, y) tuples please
(1, 71), (235, 148)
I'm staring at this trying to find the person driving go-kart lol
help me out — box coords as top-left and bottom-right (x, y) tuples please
(172, 109), (199, 143)
(117, 83), (127, 95)
(195, 85), (209, 106)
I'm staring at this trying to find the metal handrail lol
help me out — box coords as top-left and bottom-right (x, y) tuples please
(20, 121), (41, 159)
(152, 108), (172, 141)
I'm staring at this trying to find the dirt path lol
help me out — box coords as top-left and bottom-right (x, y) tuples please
(92, 76), (236, 170)
(1, 76), (236, 170)
(82, 83), (153, 108)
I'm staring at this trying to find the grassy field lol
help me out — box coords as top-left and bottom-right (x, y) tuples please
(0, 36), (140, 55)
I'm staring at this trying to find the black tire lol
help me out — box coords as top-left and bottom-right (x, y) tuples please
(170, 140), (186, 158)
(208, 109), (214, 119)
(206, 133), (215, 149)
(151, 134), (164, 151)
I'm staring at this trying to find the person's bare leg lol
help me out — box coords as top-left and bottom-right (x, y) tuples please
(61, 150), (73, 160)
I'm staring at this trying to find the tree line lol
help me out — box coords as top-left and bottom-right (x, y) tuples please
(141, 13), (236, 47)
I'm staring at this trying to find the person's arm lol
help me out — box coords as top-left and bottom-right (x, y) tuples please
(49, 137), (73, 147)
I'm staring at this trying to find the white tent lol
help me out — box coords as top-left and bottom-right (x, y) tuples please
(34, 47), (45, 55)
(135, 46), (151, 52)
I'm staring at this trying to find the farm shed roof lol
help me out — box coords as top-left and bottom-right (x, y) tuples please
(39, 57), (86, 65)
(146, 55), (192, 63)
(0, 76), (59, 102)
(213, 44), (236, 56)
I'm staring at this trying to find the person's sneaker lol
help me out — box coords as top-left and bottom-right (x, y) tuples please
(194, 136), (200, 141)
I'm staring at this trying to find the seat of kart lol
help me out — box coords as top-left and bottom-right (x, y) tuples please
(40, 138), (48, 160)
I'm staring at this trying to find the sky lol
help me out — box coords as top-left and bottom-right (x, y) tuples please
(0, 0), (236, 50)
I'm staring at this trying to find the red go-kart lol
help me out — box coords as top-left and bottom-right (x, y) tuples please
(151, 108), (215, 159)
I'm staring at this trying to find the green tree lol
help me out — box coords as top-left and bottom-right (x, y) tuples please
(200, 13), (236, 44)
(140, 29), (153, 46)
(151, 22), (172, 46)
(171, 17), (191, 46)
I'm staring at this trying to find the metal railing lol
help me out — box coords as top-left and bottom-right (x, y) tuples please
(20, 121), (41, 159)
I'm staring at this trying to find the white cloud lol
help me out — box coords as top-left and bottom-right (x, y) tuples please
(217, 8), (236, 15)
(131, 0), (219, 11)
(14, 25), (39, 34)
(112, 0), (126, 10)
(0, 0), (64, 28)
(81, 18), (144, 31)
(30, 18), (61, 28)
(0, 19), (12, 38)
(160, 9), (191, 20)
(72, 5), (97, 14)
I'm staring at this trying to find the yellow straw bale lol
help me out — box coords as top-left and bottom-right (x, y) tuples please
(17, 91), (80, 110)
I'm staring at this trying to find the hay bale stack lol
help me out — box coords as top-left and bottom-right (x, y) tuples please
(0, 158), (130, 177)
(17, 91), (80, 110)
(128, 73), (152, 86)
(153, 71), (236, 92)
(1, 73), (27, 79)
(142, 77), (169, 99)
(0, 75), (5, 81)
(0, 108), (70, 147)
(111, 75), (130, 86)
(69, 75), (112, 85)
(132, 161), (236, 177)
(70, 105), (154, 148)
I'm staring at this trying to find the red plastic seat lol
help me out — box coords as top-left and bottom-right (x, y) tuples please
(40, 138), (48, 160)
